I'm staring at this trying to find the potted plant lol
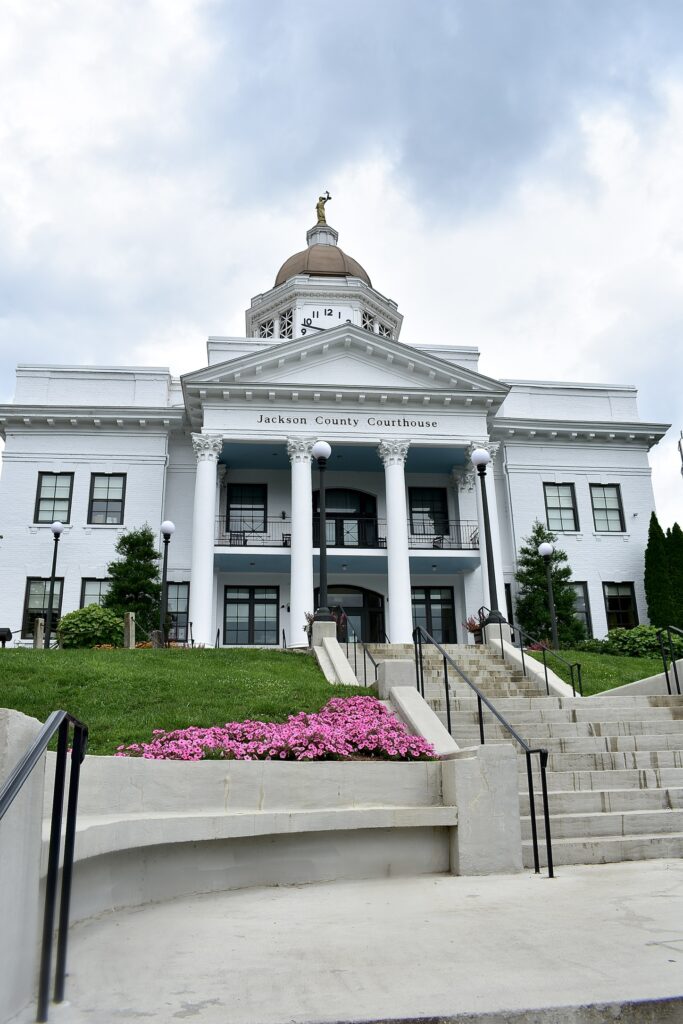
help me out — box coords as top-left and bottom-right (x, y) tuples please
(463, 613), (485, 645)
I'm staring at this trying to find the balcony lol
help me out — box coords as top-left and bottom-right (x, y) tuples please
(216, 517), (479, 550)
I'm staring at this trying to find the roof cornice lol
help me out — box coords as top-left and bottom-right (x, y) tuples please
(491, 416), (670, 448)
(0, 405), (185, 437)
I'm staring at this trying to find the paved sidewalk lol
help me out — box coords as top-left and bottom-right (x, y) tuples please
(39, 860), (683, 1022)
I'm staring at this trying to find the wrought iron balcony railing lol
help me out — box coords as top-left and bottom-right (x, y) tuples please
(216, 517), (479, 550)
(215, 518), (293, 547)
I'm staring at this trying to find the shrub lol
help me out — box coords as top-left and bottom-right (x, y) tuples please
(600, 625), (683, 659)
(57, 605), (124, 649)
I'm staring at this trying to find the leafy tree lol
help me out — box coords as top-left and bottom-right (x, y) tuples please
(644, 512), (673, 628)
(514, 520), (585, 646)
(57, 604), (124, 648)
(667, 522), (683, 629)
(102, 525), (161, 637)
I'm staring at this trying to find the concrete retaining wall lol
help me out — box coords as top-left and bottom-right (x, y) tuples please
(0, 709), (45, 1024)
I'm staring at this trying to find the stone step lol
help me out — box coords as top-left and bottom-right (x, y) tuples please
(448, 718), (683, 737)
(521, 807), (683, 840)
(455, 732), (683, 752)
(522, 749), (683, 772)
(519, 786), (683, 816)
(522, 766), (683, 791)
(449, 706), (683, 725)
(522, 831), (683, 867)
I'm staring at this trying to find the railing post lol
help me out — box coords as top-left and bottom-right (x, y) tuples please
(525, 750), (540, 875)
(658, 630), (672, 696)
(539, 750), (554, 879)
(443, 655), (452, 735)
(477, 694), (485, 745)
(519, 629), (526, 677)
(569, 664), (576, 698)
(669, 630), (681, 695)
(54, 724), (87, 1003)
(542, 647), (549, 695)
(37, 719), (69, 1022)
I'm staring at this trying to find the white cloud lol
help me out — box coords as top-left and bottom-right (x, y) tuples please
(0, 2), (681, 530)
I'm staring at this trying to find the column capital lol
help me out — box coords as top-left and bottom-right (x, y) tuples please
(466, 440), (500, 464)
(377, 439), (410, 467)
(191, 433), (223, 463)
(286, 437), (315, 464)
(451, 466), (476, 493)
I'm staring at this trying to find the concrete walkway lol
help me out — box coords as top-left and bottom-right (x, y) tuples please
(39, 861), (683, 1023)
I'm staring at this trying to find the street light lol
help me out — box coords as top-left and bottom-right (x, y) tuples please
(470, 448), (505, 627)
(312, 440), (333, 622)
(538, 540), (559, 650)
(159, 520), (176, 642)
(44, 521), (64, 649)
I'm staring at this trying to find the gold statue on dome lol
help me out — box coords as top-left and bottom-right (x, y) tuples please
(316, 191), (332, 224)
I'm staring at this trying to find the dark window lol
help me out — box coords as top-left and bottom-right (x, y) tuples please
(34, 472), (74, 524)
(88, 474), (126, 524)
(409, 488), (449, 537)
(570, 582), (592, 637)
(167, 582), (190, 642)
(315, 585), (385, 643)
(227, 484), (267, 534)
(80, 578), (111, 608)
(543, 483), (578, 532)
(223, 586), (279, 645)
(591, 485), (625, 532)
(412, 587), (456, 644)
(313, 489), (378, 548)
(22, 577), (63, 638)
(603, 583), (638, 630)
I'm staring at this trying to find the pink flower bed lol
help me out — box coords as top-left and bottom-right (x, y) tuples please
(116, 695), (435, 762)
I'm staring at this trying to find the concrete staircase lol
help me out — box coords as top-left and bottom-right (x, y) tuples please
(366, 642), (683, 867)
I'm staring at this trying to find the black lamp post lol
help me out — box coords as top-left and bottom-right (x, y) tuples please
(159, 520), (176, 642)
(44, 521), (64, 649)
(470, 449), (505, 626)
(312, 440), (334, 621)
(538, 541), (559, 649)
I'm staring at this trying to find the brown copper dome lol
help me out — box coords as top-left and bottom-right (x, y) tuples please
(274, 244), (371, 288)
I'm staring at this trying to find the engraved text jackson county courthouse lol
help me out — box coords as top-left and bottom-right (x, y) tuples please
(0, 210), (670, 647)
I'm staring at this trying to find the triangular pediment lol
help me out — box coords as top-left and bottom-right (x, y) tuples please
(182, 325), (507, 396)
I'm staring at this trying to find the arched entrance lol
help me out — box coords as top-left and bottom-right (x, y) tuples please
(314, 584), (385, 643)
(313, 488), (378, 548)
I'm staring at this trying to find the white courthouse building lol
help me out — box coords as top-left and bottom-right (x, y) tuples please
(0, 212), (670, 648)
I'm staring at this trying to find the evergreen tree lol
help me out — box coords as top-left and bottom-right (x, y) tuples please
(644, 512), (673, 628)
(514, 520), (585, 646)
(667, 522), (683, 629)
(102, 525), (161, 637)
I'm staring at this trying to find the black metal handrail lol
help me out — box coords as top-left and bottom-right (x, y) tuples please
(0, 710), (88, 1022)
(657, 625), (683, 696)
(281, 628), (287, 649)
(336, 606), (379, 687)
(478, 607), (582, 698)
(413, 625), (554, 878)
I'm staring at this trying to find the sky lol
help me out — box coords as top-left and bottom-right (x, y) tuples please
(0, 0), (682, 526)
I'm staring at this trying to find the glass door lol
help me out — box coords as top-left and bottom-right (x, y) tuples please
(412, 587), (456, 644)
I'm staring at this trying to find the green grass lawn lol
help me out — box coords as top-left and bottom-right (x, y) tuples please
(528, 649), (664, 696)
(0, 648), (374, 755)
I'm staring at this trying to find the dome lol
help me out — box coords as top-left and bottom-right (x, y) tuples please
(274, 243), (372, 288)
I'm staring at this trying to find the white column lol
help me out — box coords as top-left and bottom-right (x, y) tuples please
(189, 433), (222, 646)
(378, 439), (413, 643)
(287, 438), (314, 648)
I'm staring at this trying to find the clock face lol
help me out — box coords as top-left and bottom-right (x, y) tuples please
(300, 305), (353, 335)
